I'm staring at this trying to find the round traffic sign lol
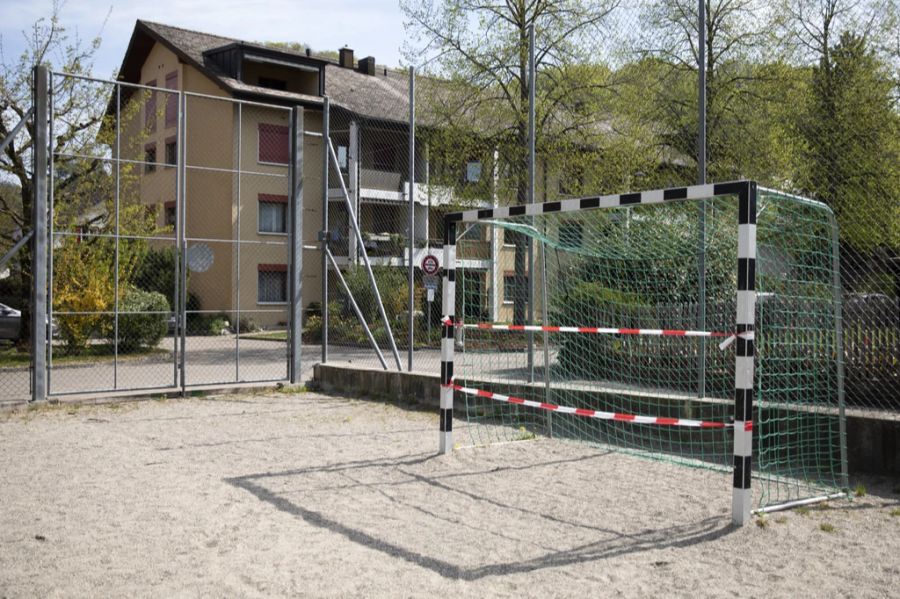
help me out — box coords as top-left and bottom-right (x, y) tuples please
(421, 254), (440, 275)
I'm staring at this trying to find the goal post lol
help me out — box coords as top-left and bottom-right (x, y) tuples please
(438, 180), (847, 525)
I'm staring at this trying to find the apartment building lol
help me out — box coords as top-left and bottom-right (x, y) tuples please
(116, 20), (532, 328)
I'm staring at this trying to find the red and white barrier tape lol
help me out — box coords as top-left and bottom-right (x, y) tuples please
(442, 319), (753, 351)
(449, 384), (732, 429)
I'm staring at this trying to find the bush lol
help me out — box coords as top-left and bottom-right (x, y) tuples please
(237, 316), (260, 333)
(555, 281), (650, 379)
(133, 246), (179, 309)
(305, 301), (322, 319)
(187, 313), (231, 336)
(106, 288), (169, 352)
(302, 315), (323, 342)
(206, 315), (231, 335)
(342, 266), (408, 323)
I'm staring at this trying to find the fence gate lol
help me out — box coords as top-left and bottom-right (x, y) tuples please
(45, 72), (300, 396)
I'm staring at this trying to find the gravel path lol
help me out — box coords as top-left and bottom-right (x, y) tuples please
(1, 392), (898, 597)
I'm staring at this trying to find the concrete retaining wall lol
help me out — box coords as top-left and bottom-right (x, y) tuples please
(313, 363), (900, 476)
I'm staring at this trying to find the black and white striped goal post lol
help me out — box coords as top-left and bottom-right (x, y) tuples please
(438, 181), (759, 526)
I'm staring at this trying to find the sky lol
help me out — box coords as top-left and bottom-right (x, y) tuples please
(0, 0), (409, 77)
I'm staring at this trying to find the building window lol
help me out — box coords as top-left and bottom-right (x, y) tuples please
(164, 201), (176, 227)
(373, 142), (395, 171)
(502, 228), (518, 247)
(259, 77), (287, 91)
(503, 272), (528, 304)
(258, 194), (287, 233)
(165, 138), (177, 166)
(144, 144), (157, 173)
(144, 80), (156, 132)
(258, 123), (289, 164)
(258, 265), (288, 303)
(559, 222), (582, 248)
(466, 160), (482, 183)
(165, 71), (178, 128)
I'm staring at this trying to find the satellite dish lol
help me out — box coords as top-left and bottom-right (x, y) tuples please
(186, 242), (214, 273)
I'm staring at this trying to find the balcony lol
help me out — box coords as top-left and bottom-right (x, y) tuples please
(361, 168), (403, 193)
(329, 171), (468, 208)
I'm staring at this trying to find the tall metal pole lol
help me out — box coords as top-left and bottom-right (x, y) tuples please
(527, 23), (536, 381)
(235, 103), (242, 382)
(31, 66), (49, 402)
(697, 0), (708, 399)
(698, 0), (707, 185)
(178, 92), (189, 394)
(171, 90), (181, 388)
(321, 97), (330, 363)
(829, 213), (848, 491)
(407, 66), (416, 372)
(289, 107), (304, 384)
(113, 84), (121, 389)
(47, 74), (55, 395)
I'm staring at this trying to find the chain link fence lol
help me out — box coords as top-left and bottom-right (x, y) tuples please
(35, 72), (299, 396)
(1, 2), (896, 415)
(311, 0), (898, 414)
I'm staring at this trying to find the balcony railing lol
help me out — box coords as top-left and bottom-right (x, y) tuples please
(360, 168), (404, 192)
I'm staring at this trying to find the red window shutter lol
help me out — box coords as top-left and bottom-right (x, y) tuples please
(145, 80), (157, 132)
(165, 71), (178, 128)
(258, 123), (289, 164)
(258, 193), (288, 203)
(258, 263), (288, 273)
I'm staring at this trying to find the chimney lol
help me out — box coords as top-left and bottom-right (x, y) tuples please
(339, 47), (354, 68)
(305, 47), (311, 57)
(359, 56), (376, 76)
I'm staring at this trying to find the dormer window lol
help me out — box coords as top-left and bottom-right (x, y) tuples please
(259, 77), (287, 91)
(203, 43), (326, 97)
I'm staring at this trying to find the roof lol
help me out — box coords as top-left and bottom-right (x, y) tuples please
(118, 20), (413, 124)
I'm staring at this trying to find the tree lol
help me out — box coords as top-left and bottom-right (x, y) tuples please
(0, 2), (106, 346)
(401, 0), (619, 324)
(633, 0), (784, 183)
(780, 0), (899, 249)
(799, 30), (900, 251)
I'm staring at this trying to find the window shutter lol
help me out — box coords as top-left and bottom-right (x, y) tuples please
(258, 124), (289, 164)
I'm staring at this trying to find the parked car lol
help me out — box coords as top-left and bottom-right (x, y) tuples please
(0, 303), (59, 341)
(0, 303), (21, 341)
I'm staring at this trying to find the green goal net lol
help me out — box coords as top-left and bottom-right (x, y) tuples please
(443, 183), (847, 514)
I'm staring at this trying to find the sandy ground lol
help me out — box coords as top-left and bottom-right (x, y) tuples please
(1, 392), (898, 598)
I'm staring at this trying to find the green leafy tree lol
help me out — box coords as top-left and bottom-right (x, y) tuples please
(791, 24), (900, 252)
(402, 0), (619, 324)
(0, 2), (107, 346)
(633, 0), (788, 183)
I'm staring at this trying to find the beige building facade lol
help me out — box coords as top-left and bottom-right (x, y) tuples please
(118, 20), (562, 329)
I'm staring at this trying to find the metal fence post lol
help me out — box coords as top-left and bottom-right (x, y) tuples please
(697, 0), (708, 399)
(290, 107), (304, 383)
(829, 213), (849, 491)
(408, 66), (416, 372)
(526, 24), (536, 382)
(31, 66), (49, 402)
(178, 91), (188, 394)
(113, 84), (121, 390)
(321, 97), (330, 363)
